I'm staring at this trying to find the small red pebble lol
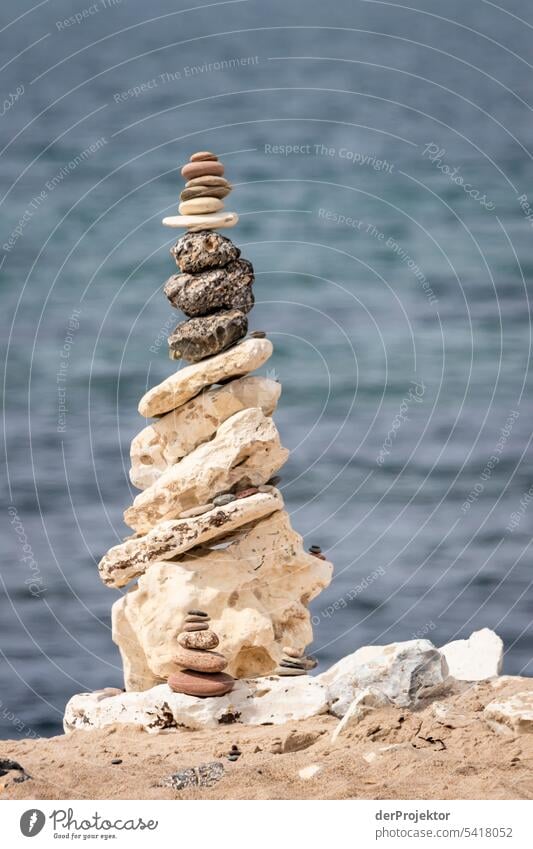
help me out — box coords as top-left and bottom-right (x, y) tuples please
(235, 487), (259, 499)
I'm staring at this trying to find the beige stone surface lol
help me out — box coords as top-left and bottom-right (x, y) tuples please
(99, 490), (283, 588)
(138, 337), (272, 418)
(124, 408), (288, 533)
(130, 376), (281, 489)
(112, 510), (333, 690)
(484, 692), (533, 735)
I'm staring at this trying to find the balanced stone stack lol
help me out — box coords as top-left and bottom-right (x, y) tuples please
(168, 610), (234, 697)
(275, 646), (318, 677)
(162, 150), (251, 363)
(95, 151), (334, 695)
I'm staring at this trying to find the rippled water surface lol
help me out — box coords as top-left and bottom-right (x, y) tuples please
(2, 0), (533, 738)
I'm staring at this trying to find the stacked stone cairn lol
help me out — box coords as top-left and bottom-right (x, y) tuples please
(162, 150), (250, 362)
(95, 151), (334, 699)
(169, 609), (234, 697)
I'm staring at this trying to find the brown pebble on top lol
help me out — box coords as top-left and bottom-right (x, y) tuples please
(186, 175), (230, 188)
(190, 151), (218, 162)
(188, 609), (208, 617)
(181, 161), (224, 180)
(250, 330), (266, 339)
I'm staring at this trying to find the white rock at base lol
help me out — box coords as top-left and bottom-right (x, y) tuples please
(138, 337), (273, 418)
(440, 628), (503, 681)
(317, 639), (448, 717)
(130, 376), (281, 489)
(124, 408), (289, 533)
(112, 510), (333, 690)
(64, 675), (329, 734)
(331, 687), (391, 742)
(99, 490), (284, 588)
(483, 691), (533, 735)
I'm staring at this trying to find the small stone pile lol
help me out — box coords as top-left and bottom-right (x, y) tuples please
(162, 150), (253, 363)
(168, 610), (235, 698)
(275, 646), (318, 677)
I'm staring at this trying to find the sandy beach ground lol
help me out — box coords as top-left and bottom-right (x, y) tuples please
(1, 676), (532, 800)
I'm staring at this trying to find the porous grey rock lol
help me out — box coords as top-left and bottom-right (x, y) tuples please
(138, 337), (273, 418)
(158, 762), (225, 790)
(99, 491), (283, 588)
(317, 639), (449, 717)
(124, 408), (288, 533)
(168, 309), (248, 362)
(164, 259), (254, 317)
(170, 230), (240, 273)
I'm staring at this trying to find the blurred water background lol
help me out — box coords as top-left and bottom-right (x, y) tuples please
(2, 0), (533, 738)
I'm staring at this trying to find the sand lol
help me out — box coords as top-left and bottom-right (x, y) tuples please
(2, 677), (533, 800)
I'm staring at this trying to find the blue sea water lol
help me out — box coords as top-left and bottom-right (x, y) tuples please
(1, 0), (533, 738)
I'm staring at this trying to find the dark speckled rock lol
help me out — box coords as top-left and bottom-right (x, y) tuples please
(170, 230), (240, 274)
(164, 259), (254, 317)
(168, 310), (248, 362)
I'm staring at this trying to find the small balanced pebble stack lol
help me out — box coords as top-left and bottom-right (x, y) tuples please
(274, 645), (318, 677)
(162, 150), (254, 363)
(168, 610), (235, 697)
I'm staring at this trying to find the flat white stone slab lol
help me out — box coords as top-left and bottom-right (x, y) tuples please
(64, 675), (329, 734)
(162, 211), (238, 230)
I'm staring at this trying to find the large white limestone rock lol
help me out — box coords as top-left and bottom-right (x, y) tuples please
(112, 510), (333, 690)
(138, 337), (273, 418)
(64, 675), (329, 734)
(99, 490), (284, 588)
(124, 408), (288, 533)
(130, 376), (281, 490)
(484, 692), (533, 735)
(317, 639), (449, 717)
(440, 628), (503, 681)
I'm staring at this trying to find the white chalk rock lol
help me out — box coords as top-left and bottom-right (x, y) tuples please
(331, 687), (391, 742)
(124, 408), (289, 533)
(64, 675), (329, 733)
(130, 376), (281, 490)
(112, 510), (333, 690)
(298, 764), (321, 780)
(99, 490), (284, 588)
(318, 639), (448, 717)
(139, 337), (273, 418)
(162, 211), (238, 231)
(484, 692), (533, 735)
(440, 628), (503, 681)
